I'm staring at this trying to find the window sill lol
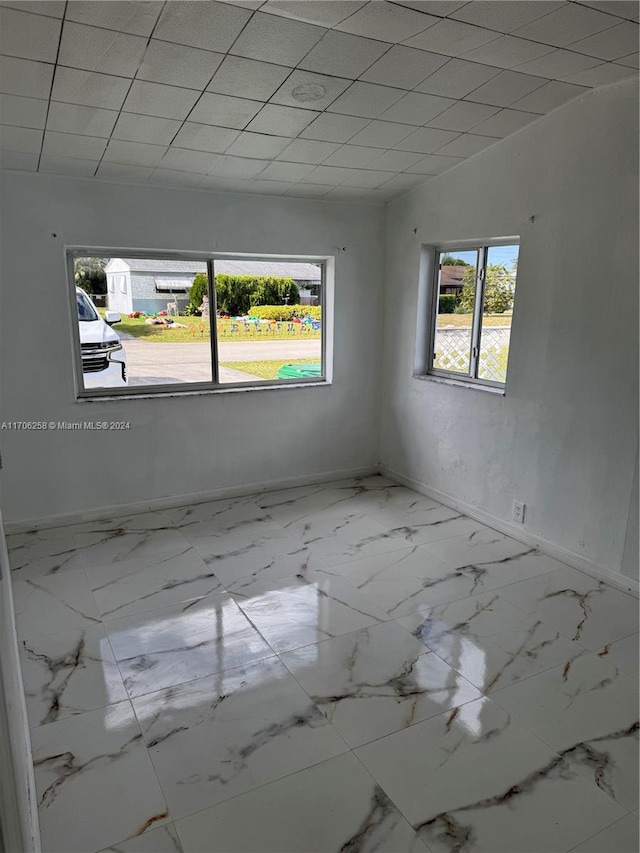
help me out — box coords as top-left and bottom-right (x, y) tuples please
(76, 379), (332, 403)
(413, 373), (505, 395)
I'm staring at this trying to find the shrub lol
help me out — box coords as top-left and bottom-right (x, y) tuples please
(188, 273), (208, 312)
(438, 294), (459, 314)
(247, 304), (322, 321)
(214, 275), (300, 315)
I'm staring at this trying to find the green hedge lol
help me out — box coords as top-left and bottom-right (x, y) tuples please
(438, 294), (459, 314)
(189, 274), (301, 316)
(248, 305), (322, 321)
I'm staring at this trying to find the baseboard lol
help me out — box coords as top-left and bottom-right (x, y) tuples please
(4, 465), (377, 534)
(380, 464), (639, 598)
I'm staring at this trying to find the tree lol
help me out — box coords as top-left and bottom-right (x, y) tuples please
(188, 274), (300, 316)
(458, 263), (516, 314)
(441, 255), (471, 266)
(189, 273), (209, 312)
(74, 257), (107, 295)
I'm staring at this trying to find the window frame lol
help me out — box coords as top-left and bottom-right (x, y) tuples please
(66, 248), (330, 400)
(426, 238), (519, 391)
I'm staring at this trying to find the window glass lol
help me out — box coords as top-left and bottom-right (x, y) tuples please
(433, 249), (478, 376)
(477, 245), (519, 384)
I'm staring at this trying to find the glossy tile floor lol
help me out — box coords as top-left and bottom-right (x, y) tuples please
(8, 476), (639, 853)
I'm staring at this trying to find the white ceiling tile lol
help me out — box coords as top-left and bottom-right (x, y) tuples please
(322, 144), (382, 168)
(300, 165), (358, 185)
(300, 112), (369, 143)
(469, 108), (538, 137)
(207, 57), (291, 103)
(616, 52), (640, 67)
(65, 1), (163, 37)
(149, 168), (203, 188)
(404, 18), (501, 56)
(463, 36), (555, 69)
(263, 1), (367, 27)
(245, 179), (294, 194)
(336, 1), (439, 43)
(569, 21), (639, 60)
(158, 147), (221, 173)
(327, 81), (405, 119)
(0, 124), (43, 153)
(426, 100), (500, 131)
(269, 70), (352, 111)
(434, 132), (495, 156)
(52, 67), (131, 110)
(341, 169), (395, 187)
(510, 80), (588, 113)
(246, 104), (318, 136)
(324, 185), (371, 199)
(299, 30), (390, 78)
(561, 61), (636, 85)
(137, 41), (224, 90)
(112, 113), (182, 145)
(208, 155), (268, 180)
(512, 4), (620, 47)
(366, 149), (425, 170)
(378, 92), (455, 124)
(42, 129), (107, 159)
(226, 132), (294, 159)
(38, 155), (98, 176)
(360, 45), (449, 89)
(464, 70), (547, 106)
(405, 153), (465, 173)
(230, 11), (326, 66)
(580, 2), (639, 22)
(258, 160), (315, 181)
(513, 49), (600, 78)
(58, 22), (147, 78)
(0, 7), (61, 62)
(102, 139), (168, 167)
(153, 0), (252, 52)
(198, 176), (259, 193)
(47, 102), (118, 137)
(393, 126), (460, 152)
(416, 57), (501, 97)
(0, 94), (48, 128)
(171, 122), (240, 153)
(0, 150), (39, 170)
(393, 2), (468, 16)
(123, 81), (201, 120)
(95, 162), (155, 183)
(450, 1), (566, 34)
(284, 183), (332, 197)
(0, 56), (54, 99)
(348, 119), (415, 148)
(0, 2), (65, 18)
(189, 92), (263, 129)
(377, 172), (426, 191)
(276, 138), (341, 163)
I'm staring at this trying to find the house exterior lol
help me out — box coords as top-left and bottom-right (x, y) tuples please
(105, 258), (322, 315)
(439, 265), (469, 296)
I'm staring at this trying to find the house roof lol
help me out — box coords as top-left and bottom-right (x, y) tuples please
(112, 258), (321, 282)
(440, 265), (469, 288)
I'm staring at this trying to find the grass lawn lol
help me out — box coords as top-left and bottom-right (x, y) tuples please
(437, 312), (512, 328)
(109, 314), (321, 342)
(221, 359), (312, 380)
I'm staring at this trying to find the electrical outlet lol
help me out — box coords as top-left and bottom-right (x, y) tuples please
(513, 500), (525, 524)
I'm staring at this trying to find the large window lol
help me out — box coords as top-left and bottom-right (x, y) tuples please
(426, 241), (519, 389)
(67, 251), (328, 397)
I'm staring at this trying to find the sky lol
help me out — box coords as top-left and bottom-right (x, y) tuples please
(444, 244), (519, 268)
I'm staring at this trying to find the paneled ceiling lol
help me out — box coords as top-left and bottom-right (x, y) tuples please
(0, 0), (637, 202)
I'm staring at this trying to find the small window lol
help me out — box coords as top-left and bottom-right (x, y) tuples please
(426, 242), (519, 388)
(67, 251), (328, 398)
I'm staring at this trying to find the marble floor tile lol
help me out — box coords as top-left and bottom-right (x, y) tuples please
(85, 544), (223, 620)
(105, 593), (274, 698)
(69, 509), (177, 535)
(13, 568), (101, 640)
(175, 752), (428, 853)
(7, 529), (84, 582)
(457, 549), (568, 592)
(75, 526), (191, 570)
(596, 633), (639, 678)
(133, 656), (347, 818)
(100, 823), (184, 852)
(168, 498), (274, 543)
(398, 592), (581, 693)
(20, 624), (128, 728)
(491, 650), (639, 811)
(281, 621), (481, 747)
(231, 573), (388, 653)
(497, 566), (640, 651)
(165, 495), (256, 528)
(31, 700), (170, 853)
(186, 519), (293, 565)
(356, 697), (626, 853)
(253, 483), (357, 525)
(422, 526), (535, 570)
(568, 814), (639, 853)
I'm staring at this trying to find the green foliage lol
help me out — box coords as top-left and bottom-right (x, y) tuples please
(214, 275), (300, 316)
(441, 255), (471, 266)
(188, 273), (209, 313)
(438, 294), (459, 314)
(458, 263), (516, 314)
(248, 304), (322, 321)
(75, 257), (107, 295)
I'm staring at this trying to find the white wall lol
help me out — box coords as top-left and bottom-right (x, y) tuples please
(0, 174), (385, 524)
(380, 78), (639, 584)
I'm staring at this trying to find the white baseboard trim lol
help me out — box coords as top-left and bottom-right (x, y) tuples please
(4, 466), (377, 534)
(380, 465), (639, 598)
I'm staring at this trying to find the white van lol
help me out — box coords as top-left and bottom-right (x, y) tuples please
(76, 288), (127, 388)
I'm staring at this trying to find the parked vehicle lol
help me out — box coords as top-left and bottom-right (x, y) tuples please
(76, 288), (127, 388)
